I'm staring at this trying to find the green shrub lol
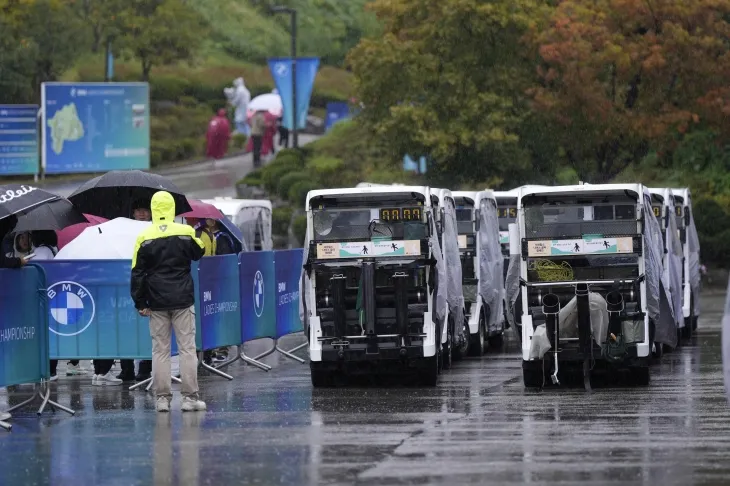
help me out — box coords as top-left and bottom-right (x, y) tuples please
(272, 206), (293, 236)
(274, 148), (306, 166)
(292, 214), (308, 244)
(231, 133), (248, 150)
(151, 76), (191, 102)
(288, 180), (320, 208)
(277, 171), (310, 200)
(262, 159), (304, 193)
(239, 169), (263, 186)
(307, 156), (344, 180)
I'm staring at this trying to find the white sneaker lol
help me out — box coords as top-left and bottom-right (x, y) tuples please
(181, 397), (207, 412)
(66, 363), (86, 376)
(0, 412), (10, 421)
(156, 397), (170, 413)
(49, 374), (58, 382)
(94, 371), (123, 386)
(91, 374), (98, 385)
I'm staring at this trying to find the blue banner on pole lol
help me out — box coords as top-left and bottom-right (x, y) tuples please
(274, 249), (304, 339)
(41, 82), (150, 174)
(325, 102), (350, 131)
(198, 255), (242, 350)
(0, 266), (50, 387)
(267, 57), (320, 130)
(239, 251), (276, 342)
(0, 105), (39, 176)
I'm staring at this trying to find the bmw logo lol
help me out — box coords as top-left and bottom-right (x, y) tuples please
(253, 270), (265, 317)
(46, 281), (96, 336)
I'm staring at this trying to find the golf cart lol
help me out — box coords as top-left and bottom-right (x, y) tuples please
(429, 188), (467, 365)
(203, 197), (273, 251)
(671, 188), (701, 336)
(300, 186), (446, 386)
(516, 183), (675, 390)
(452, 191), (506, 355)
(649, 188), (685, 342)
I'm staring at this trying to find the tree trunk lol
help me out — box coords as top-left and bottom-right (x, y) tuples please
(141, 59), (151, 81)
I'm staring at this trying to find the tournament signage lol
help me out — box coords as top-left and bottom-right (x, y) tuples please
(527, 237), (634, 257)
(316, 240), (421, 259)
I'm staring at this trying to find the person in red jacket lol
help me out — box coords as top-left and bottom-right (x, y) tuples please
(205, 109), (232, 160)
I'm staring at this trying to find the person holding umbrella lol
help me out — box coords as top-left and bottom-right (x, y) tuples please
(131, 191), (206, 412)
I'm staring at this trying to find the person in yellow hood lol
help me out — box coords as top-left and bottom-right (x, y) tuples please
(131, 191), (206, 413)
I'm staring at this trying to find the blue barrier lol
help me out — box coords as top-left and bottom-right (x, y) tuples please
(0, 265), (50, 387)
(198, 254), (242, 350)
(325, 102), (350, 131)
(275, 249), (304, 339)
(239, 251), (276, 342)
(39, 260), (159, 359)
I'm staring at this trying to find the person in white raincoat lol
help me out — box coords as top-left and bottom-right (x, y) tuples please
(230, 77), (251, 137)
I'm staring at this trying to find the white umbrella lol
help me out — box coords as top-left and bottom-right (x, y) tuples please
(54, 218), (151, 260)
(247, 93), (282, 117)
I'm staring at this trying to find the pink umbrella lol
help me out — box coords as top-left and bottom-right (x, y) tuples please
(56, 214), (108, 250)
(180, 199), (223, 220)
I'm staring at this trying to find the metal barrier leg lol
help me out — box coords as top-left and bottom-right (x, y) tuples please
(240, 349), (272, 371)
(130, 375), (182, 392)
(0, 420), (11, 431)
(275, 339), (307, 364)
(198, 352), (233, 380)
(4, 381), (75, 420)
(212, 346), (241, 371)
(253, 341), (277, 361)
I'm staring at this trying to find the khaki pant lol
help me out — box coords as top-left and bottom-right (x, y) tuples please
(150, 306), (199, 400)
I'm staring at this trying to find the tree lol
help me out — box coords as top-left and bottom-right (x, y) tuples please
(67, 0), (125, 53)
(347, 0), (555, 188)
(118, 0), (208, 81)
(530, 0), (730, 182)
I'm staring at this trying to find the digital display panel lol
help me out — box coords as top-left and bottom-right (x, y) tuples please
(379, 207), (422, 221)
(675, 206), (683, 217)
(652, 206), (661, 217)
(498, 207), (517, 218)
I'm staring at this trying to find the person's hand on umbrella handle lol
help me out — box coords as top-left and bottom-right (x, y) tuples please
(138, 308), (151, 317)
(19, 256), (28, 267)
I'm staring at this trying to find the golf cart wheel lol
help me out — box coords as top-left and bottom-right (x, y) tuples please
(489, 333), (504, 349)
(631, 365), (650, 386)
(310, 363), (334, 388)
(442, 330), (453, 370)
(468, 313), (486, 357)
(692, 316), (698, 331)
(681, 321), (693, 340)
(522, 363), (543, 388)
(419, 355), (439, 386)
(652, 342), (664, 359)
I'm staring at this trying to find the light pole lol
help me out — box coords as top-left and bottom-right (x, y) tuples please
(271, 6), (298, 148)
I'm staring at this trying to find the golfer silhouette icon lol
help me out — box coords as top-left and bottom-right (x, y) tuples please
(574, 243), (580, 252)
(391, 243), (398, 251)
(362, 246), (368, 255)
(603, 240), (610, 249)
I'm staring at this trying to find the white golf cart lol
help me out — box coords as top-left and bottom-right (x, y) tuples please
(515, 183), (674, 390)
(650, 188), (685, 342)
(671, 188), (701, 336)
(452, 190), (506, 355)
(300, 186), (445, 386)
(203, 197), (273, 251)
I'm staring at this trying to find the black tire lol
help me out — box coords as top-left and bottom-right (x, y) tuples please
(453, 317), (469, 361)
(442, 330), (453, 370)
(489, 333), (505, 349)
(692, 316), (698, 331)
(310, 363), (333, 388)
(631, 366), (650, 386)
(419, 355), (439, 386)
(681, 323), (693, 340)
(468, 313), (486, 357)
(523, 364), (543, 388)
(652, 342), (664, 359)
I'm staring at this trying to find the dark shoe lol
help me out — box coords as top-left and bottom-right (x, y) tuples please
(116, 372), (136, 382)
(135, 373), (151, 382)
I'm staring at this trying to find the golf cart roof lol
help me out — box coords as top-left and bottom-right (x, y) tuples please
(649, 188), (674, 206)
(306, 186), (432, 209)
(202, 197), (273, 217)
(452, 190), (496, 206)
(519, 183), (649, 202)
(671, 187), (691, 204)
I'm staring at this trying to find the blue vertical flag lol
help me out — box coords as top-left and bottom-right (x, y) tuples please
(268, 57), (320, 130)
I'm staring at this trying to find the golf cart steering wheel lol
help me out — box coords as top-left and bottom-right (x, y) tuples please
(368, 219), (394, 238)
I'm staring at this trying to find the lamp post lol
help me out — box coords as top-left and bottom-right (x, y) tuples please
(271, 6), (298, 148)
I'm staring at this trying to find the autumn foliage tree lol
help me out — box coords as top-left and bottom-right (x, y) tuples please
(347, 0), (554, 187)
(530, 0), (730, 182)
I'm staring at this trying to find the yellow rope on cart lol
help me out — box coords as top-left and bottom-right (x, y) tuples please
(530, 259), (574, 282)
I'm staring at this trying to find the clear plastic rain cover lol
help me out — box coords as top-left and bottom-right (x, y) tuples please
(299, 218), (313, 329)
(722, 276), (730, 401)
(665, 197), (684, 328)
(478, 197), (505, 333)
(686, 204), (701, 316)
(442, 197), (466, 340)
(237, 207), (273, 251)
(504, 223), (521, 329)
(642, 194), (677, 348)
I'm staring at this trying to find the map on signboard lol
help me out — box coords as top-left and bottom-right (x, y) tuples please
(47, 103), (84, 154)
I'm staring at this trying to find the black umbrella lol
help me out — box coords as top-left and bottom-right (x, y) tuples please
(12, 198), (88, 233)
(0, 184), (60, 220)
(68, 170), (192, 220)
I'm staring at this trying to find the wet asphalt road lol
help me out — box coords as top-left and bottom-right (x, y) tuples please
(0, 292), (728, 486)
(37, 133), (319, 200)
